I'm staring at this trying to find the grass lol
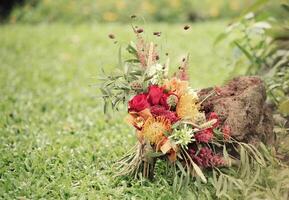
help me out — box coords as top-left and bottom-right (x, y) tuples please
(2, 20), (284, 199)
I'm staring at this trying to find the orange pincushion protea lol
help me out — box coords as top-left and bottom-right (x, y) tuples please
(163, 77), (189, 97)
(176, 94), (200, 122)
(141, 117), (171, 144)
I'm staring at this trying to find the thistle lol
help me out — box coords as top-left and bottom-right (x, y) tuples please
(166, 94), (178, 108)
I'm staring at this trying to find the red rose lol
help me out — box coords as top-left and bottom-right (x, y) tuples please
(159, 93), (169, 109)
(128, 93), (150, 112)
(148, 85), (164, 105)
(208, 112), (219, 128)
(195, 128), (213, 143)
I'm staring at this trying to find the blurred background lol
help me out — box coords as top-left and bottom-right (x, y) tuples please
(0, 0), (287, 23)
(0, 0), (288, 199)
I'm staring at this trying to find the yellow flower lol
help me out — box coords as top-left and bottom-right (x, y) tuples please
(176, 94), (200, 122)
(163, 77), (188, 97)
(141, 117), (171, 144)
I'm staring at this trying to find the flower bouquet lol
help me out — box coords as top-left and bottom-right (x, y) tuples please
(100, 26), (267, 189)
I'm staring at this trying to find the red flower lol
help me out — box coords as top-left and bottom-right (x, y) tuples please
(222, 124), (231, 140)
(195, 128), (213, 143)
(148, 85), (164, 106)
(150, 105), (179, 123)
(128, 93), (150, 112)
(189, 147), (225, 168)
(159, 93), (169, 109)
(208, 112), (220, 128)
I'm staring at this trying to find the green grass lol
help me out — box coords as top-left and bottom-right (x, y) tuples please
(0, 21), (243, 199)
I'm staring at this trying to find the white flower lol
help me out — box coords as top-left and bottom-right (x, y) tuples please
(146, 63), (167, 84)
(187, 87), (199, 101)
(252, 21), (272, 29)
(169, 124), (194, 149)
(244, 12), (254, 20)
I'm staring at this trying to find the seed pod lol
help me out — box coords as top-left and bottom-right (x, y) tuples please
(108, 34), (115, 39)
(153, 32), (161, 37)
(136, 28), (144, 33)
(184, 25), (190, 30)
(130, 80), (143, 90)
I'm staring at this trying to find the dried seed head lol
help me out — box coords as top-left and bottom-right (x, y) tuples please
(108, 34), (115, 39)
(184, 25), (190, 30)
(130, 80), (142, 90)
(155, 55), (159, 60)
(153, 32), (161, 37)
(165, 53), (169, 56)
(182, 58), (186, 62)
(136, 28), (144, 33)
(131, 15), (137, 19)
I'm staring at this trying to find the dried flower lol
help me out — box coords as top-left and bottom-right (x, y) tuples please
(137, 28), (144, 33)
(222, 124), (231, 140)
(153, 32), (161, 37)
(108, 33), (115, 39)
(130, 80), (143, 90)
(184, 25), (190, 30)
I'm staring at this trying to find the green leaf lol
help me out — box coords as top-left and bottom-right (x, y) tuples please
(223, 145), (231, 167)
(238, 0), (269, 20)
(214, 32), (228, 46)
(118, 46), (122, 68)
(192, 161), (207, 183)
(103, 100), (108, 113)
(125, 59), (140, 63)
(173, 174), (178, 193)
(176, 160), (187, 176)
(183, 149), (207, 183)
(281, 3), (289, 12)
(278, 99), (289, 115)
(233, 41), (254, 64)
(126, 42), (138, 57)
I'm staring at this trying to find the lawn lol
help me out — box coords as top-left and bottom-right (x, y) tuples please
(0, 20), (239, 199)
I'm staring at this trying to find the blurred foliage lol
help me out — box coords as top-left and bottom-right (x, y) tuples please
(7, 0), (286, 23)
(216, 1), (289, 114)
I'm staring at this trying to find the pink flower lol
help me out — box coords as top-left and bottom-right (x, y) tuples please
(222, 124), (231, 140)
(150, 105), (179, 123)
(159, 93), (169, 109)
(195, 128), (213, 143)
(188, 147), (225, 168)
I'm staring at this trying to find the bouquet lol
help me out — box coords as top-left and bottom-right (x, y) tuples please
(100, 26), (266, 189)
